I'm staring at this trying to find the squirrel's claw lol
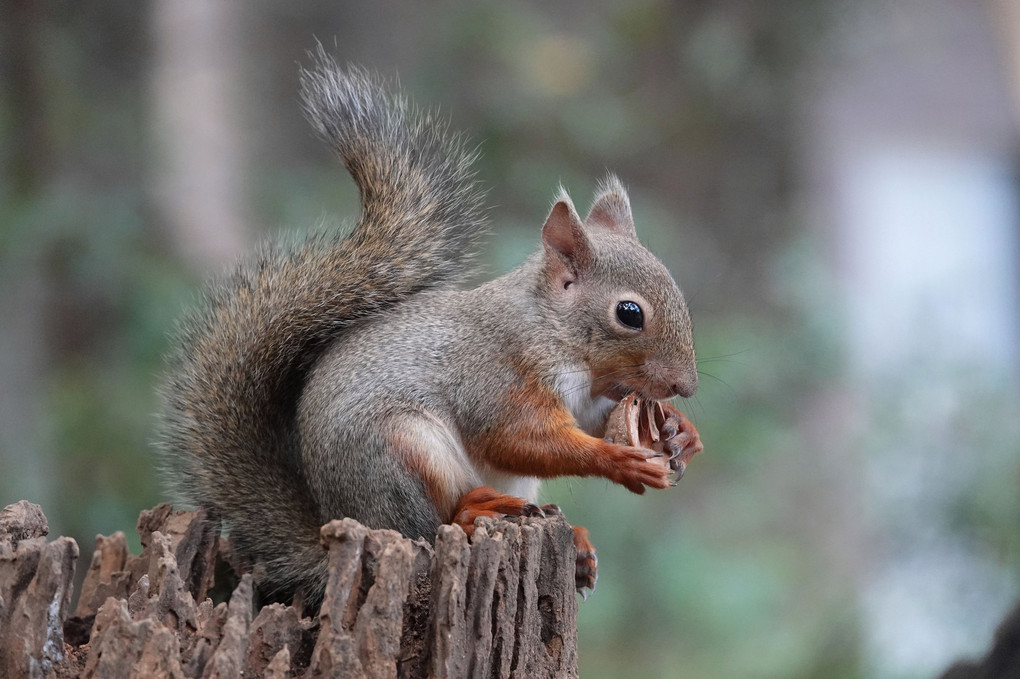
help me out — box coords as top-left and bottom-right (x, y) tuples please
(603, 394), (702, 490)
(453, 487), (565, 534)
(454, 490), (598, 597)
(541, 503), (562, 516)
(657, 405), (703, 481)
(522, 503), (546, 518)
(573, 525), (598, 597)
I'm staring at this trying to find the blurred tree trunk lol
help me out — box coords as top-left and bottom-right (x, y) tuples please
(1, 0), (50, 195)
(992, 0), (1020, 134)
(0, 0), (53, 512)
(150, 0), (250, 272)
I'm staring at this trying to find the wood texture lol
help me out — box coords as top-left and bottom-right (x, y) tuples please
(0, 500), (579, 678)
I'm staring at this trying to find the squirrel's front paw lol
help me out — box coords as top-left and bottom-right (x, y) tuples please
(658, 403), (704, 481)
(573, 525), (598, 599)
(605, 445), (672, 494)
(604, 394), (703, 486)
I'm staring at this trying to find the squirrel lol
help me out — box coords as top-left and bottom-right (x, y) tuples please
(158, 48), (702, 603)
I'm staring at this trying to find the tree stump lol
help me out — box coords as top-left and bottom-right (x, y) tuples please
(0, 500), (579, 678)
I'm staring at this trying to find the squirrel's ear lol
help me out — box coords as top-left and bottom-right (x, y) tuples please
(542, 192), (593, 278)
(585, 174), (635, 237)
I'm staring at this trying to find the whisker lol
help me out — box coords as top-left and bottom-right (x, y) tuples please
(561, 369), (643, 397)
(543, 366), (601, 377)
(696, 349), (750, 361)
(690, 395), (706, 422)
(541, 362), (645, 381)
(697, 357), (746, 367)
(697, 369), (736, 399)
(542, 364), (647, 395)
(667, 395), (702, 423)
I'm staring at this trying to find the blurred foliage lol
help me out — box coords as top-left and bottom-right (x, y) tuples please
(1, 2), (1018, 678)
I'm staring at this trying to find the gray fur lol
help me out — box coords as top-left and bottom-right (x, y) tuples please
(157, 50), (486, 601)
(158, 51), (696, 604)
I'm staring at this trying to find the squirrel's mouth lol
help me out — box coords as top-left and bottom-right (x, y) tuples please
(595, 366), (683, 402)
(604, 378), (683, 403)
(606, 362), (697, 401)
(603, 384), (631, 402)
(603, 380), (662, 402)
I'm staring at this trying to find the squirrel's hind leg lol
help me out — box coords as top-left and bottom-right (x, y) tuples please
(386, 410), (481, 524)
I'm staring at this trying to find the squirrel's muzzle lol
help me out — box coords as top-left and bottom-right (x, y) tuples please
(669, 376), (698, 399)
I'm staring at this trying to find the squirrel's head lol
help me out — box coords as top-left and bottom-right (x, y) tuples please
(539, 176), (697, 402)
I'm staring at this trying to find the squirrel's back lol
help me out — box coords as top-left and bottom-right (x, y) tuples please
(157, 48), (487, 599)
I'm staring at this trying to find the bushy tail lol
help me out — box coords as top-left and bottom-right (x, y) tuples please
(157, 49), (486, 600)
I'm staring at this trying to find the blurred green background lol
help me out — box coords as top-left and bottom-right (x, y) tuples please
(1, 1), (1018, 677)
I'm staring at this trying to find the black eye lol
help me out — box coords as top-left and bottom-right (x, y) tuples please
(615, 301), (644, 329)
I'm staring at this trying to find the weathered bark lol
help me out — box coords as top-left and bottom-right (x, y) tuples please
(0, 501), (78, 679)
(0, 500), (579, 678)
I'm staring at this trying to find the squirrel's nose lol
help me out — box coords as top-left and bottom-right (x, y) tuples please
(670, 374), (698, 399)
(645, 360), (698, 399)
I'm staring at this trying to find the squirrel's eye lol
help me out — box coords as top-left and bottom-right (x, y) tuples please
(615, 301), (644, 330)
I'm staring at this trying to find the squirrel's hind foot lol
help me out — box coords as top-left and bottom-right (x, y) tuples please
(573, 525), (598, 598)
(451, 486), (546, 536)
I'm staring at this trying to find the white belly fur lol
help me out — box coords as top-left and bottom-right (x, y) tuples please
(478, 467), (541, 502)
(553, 363), (616, 435)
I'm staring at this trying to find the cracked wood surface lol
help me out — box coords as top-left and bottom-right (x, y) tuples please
(0, 500), (578, 678)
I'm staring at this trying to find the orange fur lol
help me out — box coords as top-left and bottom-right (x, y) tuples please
(466, 375), (670, 493)
(452, 486), (535, 536)
(389, 427), (474, 522)
(573, 525), (597, 591)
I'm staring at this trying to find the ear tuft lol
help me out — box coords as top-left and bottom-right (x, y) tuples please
(586, 174), (635, 236)
(542, 190), (593, 276)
